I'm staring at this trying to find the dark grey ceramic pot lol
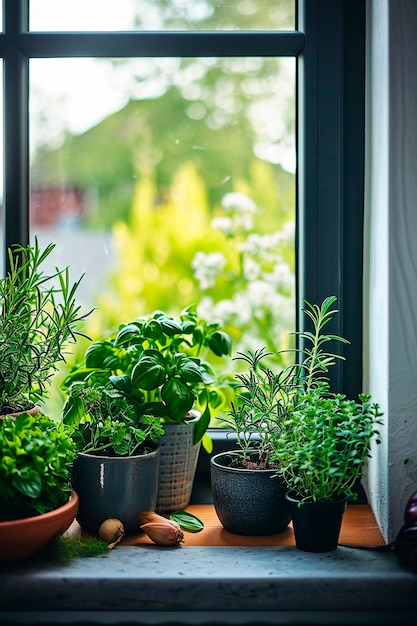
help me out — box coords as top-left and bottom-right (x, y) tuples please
(210, 451), (291, 536)
(71, 448), (159, 535)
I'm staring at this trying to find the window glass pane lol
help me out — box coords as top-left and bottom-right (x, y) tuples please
(30, 0), (294, 31)
(30, 56), (295, 412)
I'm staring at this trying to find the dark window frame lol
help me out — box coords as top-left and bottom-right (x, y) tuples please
(1, 0), (365, 498)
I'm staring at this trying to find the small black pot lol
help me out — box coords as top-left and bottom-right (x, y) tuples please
(285, 492), (348, 552)
(210, 451), (291, 536)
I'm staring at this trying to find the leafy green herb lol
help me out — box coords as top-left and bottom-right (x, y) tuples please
(220, 347), (297, 467)
(62, 380), (164, 456)
(170, 510), (204, 532)
(270, 392), (383, 502)
(0, 412), (75, 521)
(219, 297), (349, 468)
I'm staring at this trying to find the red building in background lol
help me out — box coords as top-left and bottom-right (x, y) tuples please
(30, 186), (85, 227)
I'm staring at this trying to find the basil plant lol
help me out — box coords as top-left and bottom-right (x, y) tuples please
(63, 306), (234, 445)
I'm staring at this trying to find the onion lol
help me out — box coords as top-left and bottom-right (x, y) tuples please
(98, 518), (124, 549)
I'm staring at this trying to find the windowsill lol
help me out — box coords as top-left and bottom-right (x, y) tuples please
(1, 505), (416, 625)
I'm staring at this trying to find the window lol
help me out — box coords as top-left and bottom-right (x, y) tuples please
(1, 1), (365, 485)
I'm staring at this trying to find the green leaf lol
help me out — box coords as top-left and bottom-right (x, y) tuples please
(193, 403), (210, 444)
(131, 351), (166, 390)
(161, 378), (194, 421)
(110, 374), (133, 396)
(176, 356), (204, 383)
(158, 317), (183, 336)
(62, 395), (85, 426)
(85, 341), (114, 368)
(13, 471), (42, 499)
(207, 330), (232, 356)
(201, 432), (213, 454)
(198, 361), (217, 385)
(114, 324), (141, 346)
(170, 510), (204, 532)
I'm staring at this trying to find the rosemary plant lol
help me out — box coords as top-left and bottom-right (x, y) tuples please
(0, 238), (91, 414)
(220, 347), (296, 468)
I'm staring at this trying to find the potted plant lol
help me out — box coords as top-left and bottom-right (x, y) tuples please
(64, 305), (233, 513)
(0, 411), (78, 564)
(271, 389), (382, 552)
(210, 347), (294, 535)
(268, 297), (383, 552)
(210, 295), (367, 537)
(62, 377), (164, 534)
(0, 238), (90, 562)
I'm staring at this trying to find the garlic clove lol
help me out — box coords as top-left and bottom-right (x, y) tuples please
(140, 521), (184, 546)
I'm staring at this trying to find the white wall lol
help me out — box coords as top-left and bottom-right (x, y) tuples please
(364, 0), (417, 542)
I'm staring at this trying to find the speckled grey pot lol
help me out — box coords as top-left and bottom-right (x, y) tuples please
(210, 451), (291, 536)
(71, 447), (159, 535)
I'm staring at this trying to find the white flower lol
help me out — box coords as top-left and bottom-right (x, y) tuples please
(221, 192), (257, 214)
(191, 251), (226, 289)
(211, 216), (234, 236)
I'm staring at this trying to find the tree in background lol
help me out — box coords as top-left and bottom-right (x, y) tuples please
(89, 159), (295, 369)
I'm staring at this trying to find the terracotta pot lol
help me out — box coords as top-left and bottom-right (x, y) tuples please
(0, 405), (40, 419)
(0, 491), (78, 564)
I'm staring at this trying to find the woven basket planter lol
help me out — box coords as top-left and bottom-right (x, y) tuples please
(156, 417), (201, 514)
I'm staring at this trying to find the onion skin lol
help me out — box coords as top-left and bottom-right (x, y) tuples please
(139, 511), (184, 547)
(140, 521), (184, 546)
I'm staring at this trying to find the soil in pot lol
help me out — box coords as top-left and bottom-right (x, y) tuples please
(210, 450), (291, 536)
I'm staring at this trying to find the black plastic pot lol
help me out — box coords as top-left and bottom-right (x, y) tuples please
(285, 491), (348, 552)
(210, 451), (290, 536)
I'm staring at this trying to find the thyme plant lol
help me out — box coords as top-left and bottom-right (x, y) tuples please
(267, 296), (382, 502)
(270, 391), (382, 502)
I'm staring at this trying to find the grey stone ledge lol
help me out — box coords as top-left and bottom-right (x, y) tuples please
(0, 545), (416, 625)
